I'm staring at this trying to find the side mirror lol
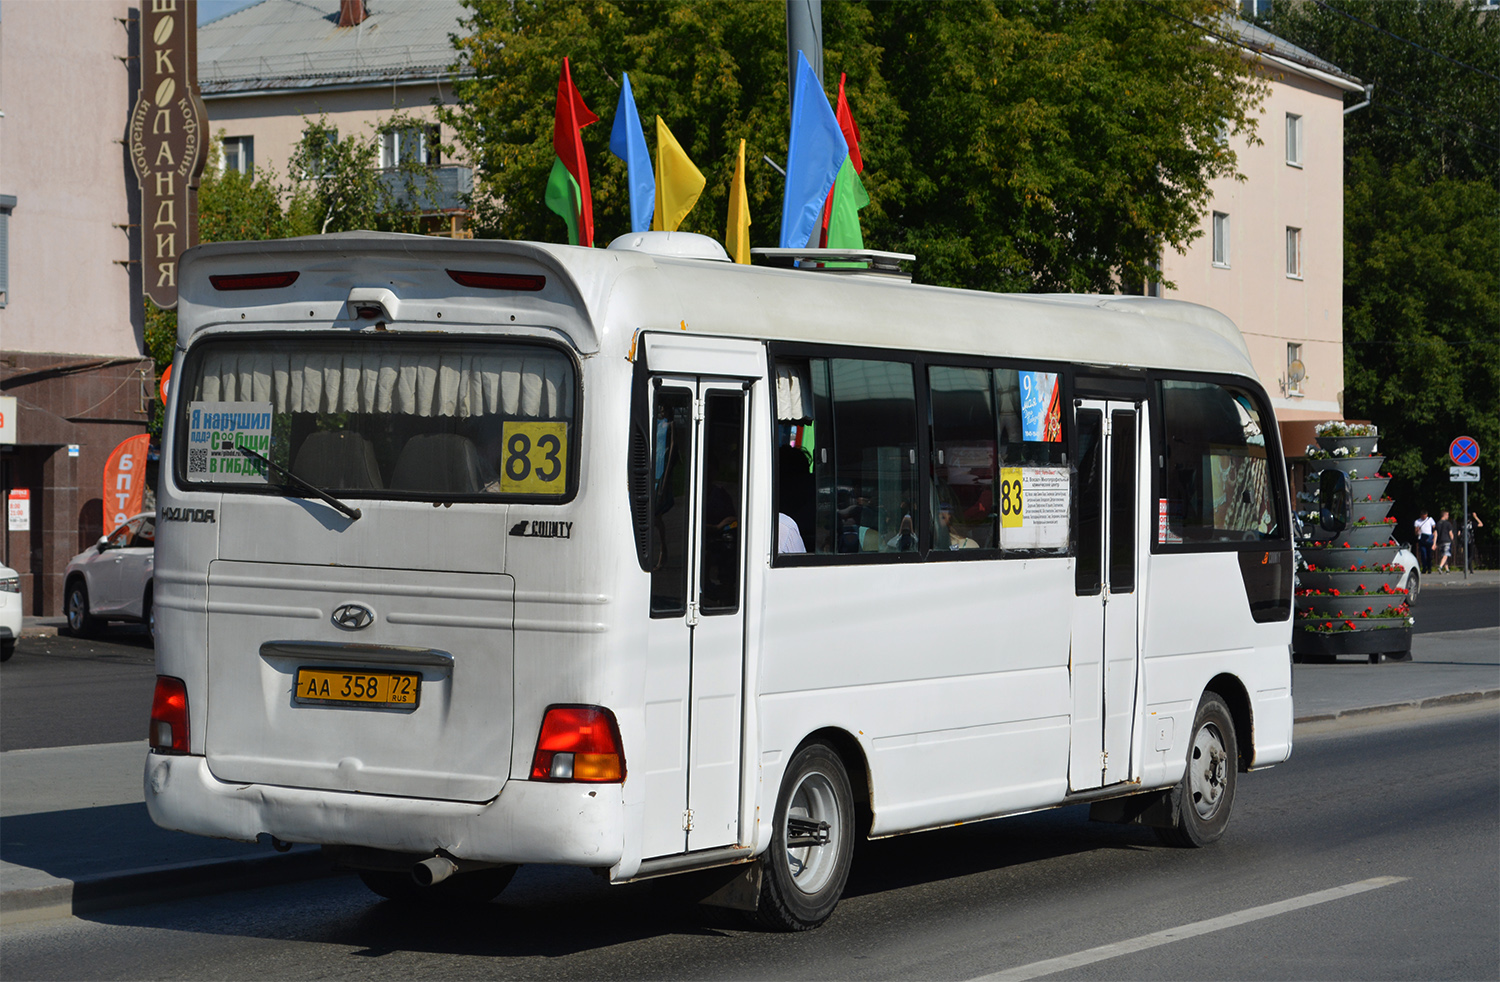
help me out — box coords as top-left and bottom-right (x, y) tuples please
(96, 535), (110, 551)
(1318, 469), (1350, 539)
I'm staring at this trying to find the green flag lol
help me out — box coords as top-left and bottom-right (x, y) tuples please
(545, 158), (583, 245)
(825, 157), (869, 250)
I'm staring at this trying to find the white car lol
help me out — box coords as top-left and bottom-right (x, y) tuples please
(63, 512), (156, 636)
(1393, 545), (1421, 605)
(0, 563), (21, 661)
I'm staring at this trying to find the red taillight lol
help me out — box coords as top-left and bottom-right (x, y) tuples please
(530, 705), (625, 782)
(150, 675), (190, 754)
(209, 271), (300, 291)
(446, 269), (546, 291)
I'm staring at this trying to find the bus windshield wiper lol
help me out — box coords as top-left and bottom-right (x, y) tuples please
(229, 443), (362, 522)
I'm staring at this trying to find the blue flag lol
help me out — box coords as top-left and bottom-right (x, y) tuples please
(609, 72), (655, 234)
(780, 51), (847, 249)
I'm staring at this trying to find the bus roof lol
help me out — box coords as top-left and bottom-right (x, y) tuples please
(178, 231), (1256, 381)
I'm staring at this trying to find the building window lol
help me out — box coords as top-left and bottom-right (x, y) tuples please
(1240, 0), (1272, 19)
(1212, 212), (1230, 267)
(380, 126), (440, 169)
(1286, 343), (1304, 396)
(221, 136), (254, 176)
(0, 195), (12, 307)
(1285, 113), (1303, 167)
(1286, 226), (1303, 278)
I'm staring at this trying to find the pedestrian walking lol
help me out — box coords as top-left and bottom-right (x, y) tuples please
(1435, 510), (1454, 573)
(1465, 512), (1485, 570)
(1414, 510), (1436, 574)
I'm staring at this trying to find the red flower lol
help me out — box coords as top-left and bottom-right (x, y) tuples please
(1332, 588), (1341, 596)
(1344, 620), (1356, 629)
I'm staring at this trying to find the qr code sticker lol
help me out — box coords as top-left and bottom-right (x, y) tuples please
(188, 448), (209, 474)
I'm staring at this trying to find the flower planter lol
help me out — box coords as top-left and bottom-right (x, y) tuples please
(1350, 499), (1395, 524)
(1301, 544), (1400, 569)
(1315, 434), (1378, 456)
(1348, 476), (1392, 502)
(1302, 454), (1385, 478)
(1337, 522), (1400, 549)
(1296, 595), (1409, 618)
(1297, 568), (1404, 594)
(1294, 622), (1412, 659)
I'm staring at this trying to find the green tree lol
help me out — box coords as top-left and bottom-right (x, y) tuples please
(1267, 0), (1499, 548)
(870, 0), (1266, 293)
(286, 113), (443, 235)
(443, 0), (1265, 294)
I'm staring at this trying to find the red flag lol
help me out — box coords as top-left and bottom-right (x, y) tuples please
(820, 74), (863, 245)
(102, 433), (151, 535)
(553, 57), (599, 247)
(835, 73), (863, 175)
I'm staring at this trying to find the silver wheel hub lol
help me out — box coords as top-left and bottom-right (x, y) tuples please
(784, 769), (841, 895)
(1189, 723), (1228, 820)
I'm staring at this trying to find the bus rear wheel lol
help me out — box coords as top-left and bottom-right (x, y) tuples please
(754, 742), (855, 931)
(357, 865), (516, 906)
(1156, 693), (1237, 848)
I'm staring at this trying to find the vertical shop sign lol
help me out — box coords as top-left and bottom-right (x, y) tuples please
(128, 0), (207, 309)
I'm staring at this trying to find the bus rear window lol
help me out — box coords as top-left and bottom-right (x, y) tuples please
(176, 338), (577, 501)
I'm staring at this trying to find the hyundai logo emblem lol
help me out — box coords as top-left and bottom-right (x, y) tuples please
(331, 603), (376, 630)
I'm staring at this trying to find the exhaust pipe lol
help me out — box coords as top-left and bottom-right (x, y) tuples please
(413, 855), (459, 887)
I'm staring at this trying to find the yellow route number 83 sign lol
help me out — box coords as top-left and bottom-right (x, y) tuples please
(1000, 466), (1024, 528)
(500, 421), (569, 495)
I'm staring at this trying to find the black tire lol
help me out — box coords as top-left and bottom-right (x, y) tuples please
(754, 742), (856, 931)
(1155, 693), (1238, 848)
(0, 638), (14, 662)
(1406, 570), (1420, 606)
(143, 587), (155, 640)
(357, 865), (517, 906)
(65, 580), (100, 636)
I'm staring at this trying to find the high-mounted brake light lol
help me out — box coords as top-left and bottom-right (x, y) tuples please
(209, 271), (300, 291)
(150, 675), (190, 754)
(530, 705), (625, 782)
(446, 269), (546, 292)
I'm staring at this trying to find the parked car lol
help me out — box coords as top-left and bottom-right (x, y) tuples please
(64, 512), (155, 636)
(0, 563), (21, 661)
(1393, 545), (1420, 606)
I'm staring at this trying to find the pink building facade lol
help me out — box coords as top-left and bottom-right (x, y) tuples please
(1159, 23), (1364, 435)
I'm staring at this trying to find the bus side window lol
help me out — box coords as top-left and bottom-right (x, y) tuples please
(1156, 380), (1281, 545)
(829, 359), (919, 555)
(929, 365), (996, 551)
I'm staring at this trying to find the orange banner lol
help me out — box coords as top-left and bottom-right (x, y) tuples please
(103, 433), (151, 535)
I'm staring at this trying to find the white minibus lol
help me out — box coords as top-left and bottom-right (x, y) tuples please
(147, 231), (1294, 929)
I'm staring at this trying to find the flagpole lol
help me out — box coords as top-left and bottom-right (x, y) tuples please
(786, 0), (822, 105)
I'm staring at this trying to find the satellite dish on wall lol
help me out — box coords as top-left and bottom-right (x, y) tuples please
(1287, 359), (1306, 383)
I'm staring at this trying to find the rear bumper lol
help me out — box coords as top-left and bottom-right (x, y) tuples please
(144, 753), (624, 868)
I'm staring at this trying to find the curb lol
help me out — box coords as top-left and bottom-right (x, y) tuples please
(1293, 688), (1500, 725)
(0, 848), (334, 926)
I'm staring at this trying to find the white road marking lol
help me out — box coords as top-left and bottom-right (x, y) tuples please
(972, 876), (1409, 982)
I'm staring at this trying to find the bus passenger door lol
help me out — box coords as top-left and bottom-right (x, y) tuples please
(1070, 399), (1141, 790)
(640, 377), (750, 857)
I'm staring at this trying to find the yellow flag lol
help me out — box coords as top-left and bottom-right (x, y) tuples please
(653, 116), (705, 232)
(726, 139), (751, 264)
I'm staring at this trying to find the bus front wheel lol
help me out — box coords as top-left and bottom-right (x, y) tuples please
(755, 742), (855, 931)
(1156, 693), (1238, 848)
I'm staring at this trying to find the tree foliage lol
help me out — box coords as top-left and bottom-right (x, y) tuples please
(286, 113), (444, 235)
(442, 0), (1266, 292)
(1268, 1), (1499, 547)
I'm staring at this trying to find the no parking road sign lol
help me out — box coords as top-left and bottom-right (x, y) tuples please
(1449, 436), (1479, 466)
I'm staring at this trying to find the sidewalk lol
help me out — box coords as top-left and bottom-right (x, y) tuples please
(3, 617), (1496, 926)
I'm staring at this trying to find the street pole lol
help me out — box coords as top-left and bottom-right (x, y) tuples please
(1462, 481), (1469, 579)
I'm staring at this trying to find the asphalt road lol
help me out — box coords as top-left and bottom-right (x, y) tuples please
(2, 582), (1495, 752)
(1, 705), (1494, 981)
